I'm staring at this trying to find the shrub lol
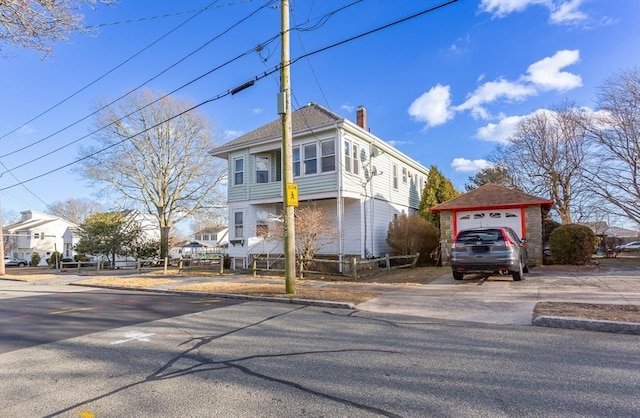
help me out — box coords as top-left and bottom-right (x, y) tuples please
(31, 252), (41, 267)
(386, 214), (440, 264)
(549, 224), (597, 265)
(47, 251), (62, 267)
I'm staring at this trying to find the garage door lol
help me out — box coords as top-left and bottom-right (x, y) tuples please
(456, 209), (523, 238)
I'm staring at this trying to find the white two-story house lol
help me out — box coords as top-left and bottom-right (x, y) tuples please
(209, 103), (430, 270)
(3, 210), (78, 266)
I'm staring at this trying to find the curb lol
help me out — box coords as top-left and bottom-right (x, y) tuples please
(532, 315), (640, 335)
(69, 283), (355, 310)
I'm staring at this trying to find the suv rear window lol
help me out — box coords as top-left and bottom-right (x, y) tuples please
(456, 229), (504, 244)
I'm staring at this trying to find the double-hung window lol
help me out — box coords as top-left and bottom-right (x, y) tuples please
(234, 212), (244, 238)
(293, 146), (301, 177)
(234, 158), (244, 185)
(303, 143), (317, 175)
(321, 140), (335, 172)
(393, 164), (398, 189)
(344, 140), (352, 172)
(255, 156), (269, 184)
(352, 143), (360, 175)
(402, 167), (407, 184)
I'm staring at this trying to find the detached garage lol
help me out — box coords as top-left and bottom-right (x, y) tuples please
(430, 184), (554, 266)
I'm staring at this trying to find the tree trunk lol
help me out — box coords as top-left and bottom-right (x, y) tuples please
(160, 226), (171, 259)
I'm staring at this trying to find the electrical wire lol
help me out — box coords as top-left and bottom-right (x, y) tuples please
(0, 0), (247, 140)
(1, 0), (459, 191)
(0, 0), (279, 158)
(0, 0), (360, 170)
(0, 160), (49, 206)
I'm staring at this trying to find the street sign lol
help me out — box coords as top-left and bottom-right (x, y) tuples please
(286, 183), (298, 207)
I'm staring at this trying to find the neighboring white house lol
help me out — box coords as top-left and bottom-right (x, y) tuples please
(168, 226), (229, 259)
(62, 209), (160, 266)
(3, 210), (78, 266)
(209, 103), (430, 269)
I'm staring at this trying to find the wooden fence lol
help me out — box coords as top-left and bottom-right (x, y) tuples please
(250, 253), (420, 280)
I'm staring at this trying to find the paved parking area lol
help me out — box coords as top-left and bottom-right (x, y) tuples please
(356, 269), (640, 325)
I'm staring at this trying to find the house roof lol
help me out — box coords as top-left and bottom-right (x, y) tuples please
(430, 183), (554, 212)
(195, 226), (227, 235)
(209, 102), (344, 157)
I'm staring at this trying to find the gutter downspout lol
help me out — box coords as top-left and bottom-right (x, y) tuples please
(337, 125), (344, 272)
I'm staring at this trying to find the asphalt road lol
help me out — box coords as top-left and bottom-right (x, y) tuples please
(0, 286), (241, 353)
(1, 283), (639, 417)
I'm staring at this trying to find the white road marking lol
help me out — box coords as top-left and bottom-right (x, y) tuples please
(111, 331), (156, 345)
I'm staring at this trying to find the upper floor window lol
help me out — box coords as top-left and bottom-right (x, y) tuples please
(303, 143), (317, 175)
(344, 141), (351, 172)
(402, 167), (407, 184)
(293, 146), (301, 177)
(255, 156), (269, 184)
(392, 164), (398, 189)
(321, 140), (335, 172)
(344, 140), (360, 175)
(234, 158), (244, 185)
(234, 212), (244, 238)
(352, 143), (359, 175)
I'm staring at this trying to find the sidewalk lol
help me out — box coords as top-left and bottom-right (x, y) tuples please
(2, 268), (639, 334)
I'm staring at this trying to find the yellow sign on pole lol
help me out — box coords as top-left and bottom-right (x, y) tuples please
(286, 183), (298, 207)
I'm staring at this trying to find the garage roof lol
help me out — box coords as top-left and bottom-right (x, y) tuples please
(430, 184), (554, 212)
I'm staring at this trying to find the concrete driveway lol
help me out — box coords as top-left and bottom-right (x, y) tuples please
(355, 268), (640, 326)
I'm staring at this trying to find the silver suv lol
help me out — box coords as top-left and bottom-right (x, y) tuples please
(451, 227), (528, 281)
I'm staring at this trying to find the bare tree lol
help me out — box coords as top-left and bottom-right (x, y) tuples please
(268, 203), (341, 273)
(464, 163), (520, 191)
(584, 68), (640, 225)
(77, 89), (227, 258)
(0, 0), (114, 57)
(495, 102), (592, 224)
(47, 197), (103, 224)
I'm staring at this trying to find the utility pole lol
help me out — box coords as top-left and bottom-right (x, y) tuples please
(280, 0), (296, 293)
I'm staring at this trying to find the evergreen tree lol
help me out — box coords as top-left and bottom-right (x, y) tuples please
(419, 166), (459, 228)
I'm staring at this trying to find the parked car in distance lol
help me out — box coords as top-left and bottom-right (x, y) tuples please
(4, 256), (29, 267)
(451, 227), (528, 281)
(615, 241), (640, 252)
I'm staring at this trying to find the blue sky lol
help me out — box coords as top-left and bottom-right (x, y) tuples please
(1, 0), (639, 226)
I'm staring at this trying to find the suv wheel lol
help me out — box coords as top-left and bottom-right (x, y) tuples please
(512, 262), (523, 281)
(452, 271), (464, 280)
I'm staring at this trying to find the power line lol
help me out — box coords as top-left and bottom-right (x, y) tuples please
(86, 1), (256, 30)
(1, 0), (460, 191)
(0, 0), (359, 171)
(0, 160), (49, 207)
(0, 0), (254, 140)
(0, 0), (279, 158)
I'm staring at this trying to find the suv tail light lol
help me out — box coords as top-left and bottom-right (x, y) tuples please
(501, 228), (516, 247)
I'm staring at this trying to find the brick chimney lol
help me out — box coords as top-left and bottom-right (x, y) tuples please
(356, 105), (367, 131)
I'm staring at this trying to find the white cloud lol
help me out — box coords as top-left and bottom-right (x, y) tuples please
(17, 125), (36, 135)
(550, 0), (587, 24)
(252, 108), (263, 115)
(451, 158), (493, 173)
(407, 84), (453, 128)
(341, 104), (354, 113)
(525, 49), (582, 91)
(476, 115), (526, 143)
(455, 79), (537, 119)
(479, 0), (550, 18)
(480, 0), (590, 26)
